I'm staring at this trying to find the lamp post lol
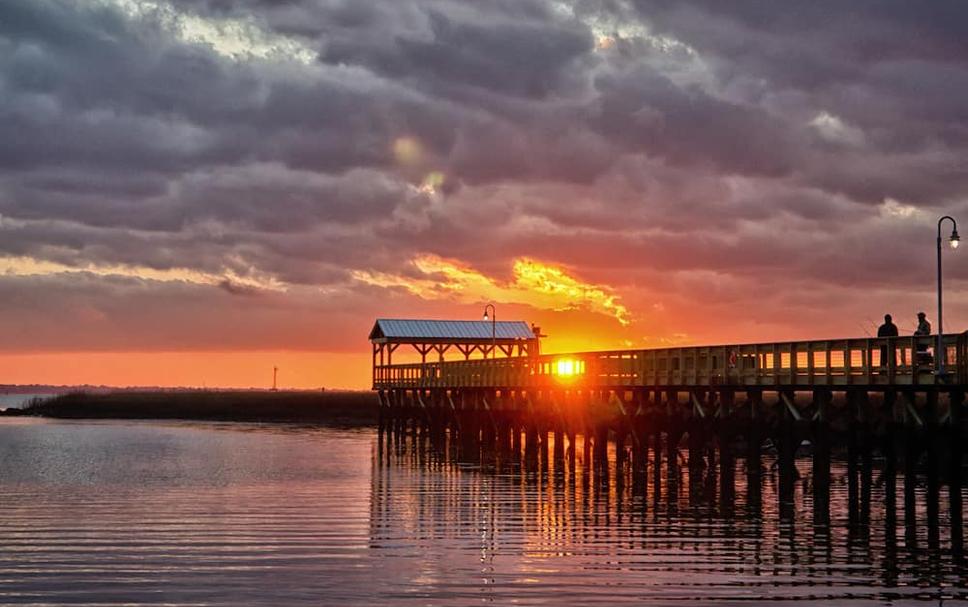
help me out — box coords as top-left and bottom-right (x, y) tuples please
(482, 303), (496, 359)
(937, 215), (960, 375)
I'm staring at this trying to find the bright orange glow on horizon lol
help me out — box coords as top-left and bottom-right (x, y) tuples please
(0, 351), (371, 391)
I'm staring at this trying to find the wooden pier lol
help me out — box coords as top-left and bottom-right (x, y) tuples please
(371, 319), (967, 547)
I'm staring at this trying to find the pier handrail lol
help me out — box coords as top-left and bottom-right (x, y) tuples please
(373, 333), (968, 390)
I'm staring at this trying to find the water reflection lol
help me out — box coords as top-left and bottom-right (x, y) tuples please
(373, 426), (968, 604)
(0, 419), (964, 605)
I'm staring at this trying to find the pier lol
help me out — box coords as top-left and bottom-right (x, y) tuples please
(371, 318), (967, 551)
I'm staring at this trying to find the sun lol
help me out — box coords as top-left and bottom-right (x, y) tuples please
(554, 358), (584, 381)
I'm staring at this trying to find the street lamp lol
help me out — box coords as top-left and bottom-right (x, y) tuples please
(482, 303), (496, 359)
(937, 215), (960, 375)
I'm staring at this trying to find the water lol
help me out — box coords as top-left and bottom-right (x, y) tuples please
(0, 419), (965, 605)
(0, 394), (54, 409)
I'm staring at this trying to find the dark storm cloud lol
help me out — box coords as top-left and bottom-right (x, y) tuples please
(321, 5), (593, 100)
(2, 0), (968, 351)
(634, 1), (968, 81)
(590, 64), (800, 176)
(631, 0), (968, 203)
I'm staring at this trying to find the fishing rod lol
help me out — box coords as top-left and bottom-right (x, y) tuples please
(864, 317), (880, 336)
(868, 315), (921, 335)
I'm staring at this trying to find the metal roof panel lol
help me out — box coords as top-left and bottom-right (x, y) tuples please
(370, 318), (535, 341)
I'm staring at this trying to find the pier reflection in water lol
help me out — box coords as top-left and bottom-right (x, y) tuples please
(373, 425), (968, 604)
(0, 420), (964, 605)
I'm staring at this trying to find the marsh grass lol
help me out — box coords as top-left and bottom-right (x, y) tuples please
(23, 390), (379, 426)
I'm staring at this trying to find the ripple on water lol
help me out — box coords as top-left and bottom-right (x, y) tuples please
(0, 418), (965, 605)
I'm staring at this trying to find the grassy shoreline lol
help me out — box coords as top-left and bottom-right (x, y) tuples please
(9, 390), (379, 426)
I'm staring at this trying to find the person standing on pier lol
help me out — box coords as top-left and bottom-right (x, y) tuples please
(877, 314), (898, 370)
(915, 312), (932, 336)
(914, 312), (932, 364)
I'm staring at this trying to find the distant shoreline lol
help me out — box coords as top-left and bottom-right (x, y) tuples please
(4, 390), (380, 427)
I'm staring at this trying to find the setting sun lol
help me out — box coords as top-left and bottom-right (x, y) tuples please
(554, 358), (583, 378)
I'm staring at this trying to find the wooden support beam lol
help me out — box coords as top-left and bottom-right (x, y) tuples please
(780, 392), (801, 422)
(433, 343), (450, 362)
(690, 391), (706, 419)
(902, 391), (924, 427)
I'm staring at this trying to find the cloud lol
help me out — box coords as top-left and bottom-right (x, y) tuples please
(353, 254), (630, 325)
(103, 0), (317, 63)
(2, 0), (968, 373)
(0, 254), (285, 292)
(809, 111), (865, 147)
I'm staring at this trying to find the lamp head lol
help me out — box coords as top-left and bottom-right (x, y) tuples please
(482, 312), (488, 321)
(951, 228), (960, 249)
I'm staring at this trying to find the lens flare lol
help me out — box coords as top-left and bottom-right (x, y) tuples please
(392, 137), (423, 166)
(555, 358), (583, 379)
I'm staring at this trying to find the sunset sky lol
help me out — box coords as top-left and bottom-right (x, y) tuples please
(3, 1), (968, 389)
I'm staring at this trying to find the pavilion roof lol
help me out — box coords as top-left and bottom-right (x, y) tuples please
(368, 319), (535, 343)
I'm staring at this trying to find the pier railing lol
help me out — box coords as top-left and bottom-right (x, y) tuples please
(373, 333), (968, 390)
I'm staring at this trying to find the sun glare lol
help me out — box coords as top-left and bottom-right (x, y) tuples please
(555, 358), (583, 378)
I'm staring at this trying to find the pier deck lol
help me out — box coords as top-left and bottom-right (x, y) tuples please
(374, 333), (968, 390)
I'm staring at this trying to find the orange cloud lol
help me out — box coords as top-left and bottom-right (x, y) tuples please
(353, 254), (630, 325)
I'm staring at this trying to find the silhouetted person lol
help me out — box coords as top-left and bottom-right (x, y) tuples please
(915, 312), (931, 336)
(914, 312), (932, 365)
(878, 314), (898, 370)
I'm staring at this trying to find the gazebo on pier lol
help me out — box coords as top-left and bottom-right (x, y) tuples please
(368, 318), (540, 369)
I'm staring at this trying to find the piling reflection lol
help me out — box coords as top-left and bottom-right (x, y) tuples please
(373, 424), (968, 603)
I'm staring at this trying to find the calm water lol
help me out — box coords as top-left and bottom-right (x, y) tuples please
(0, 419), (965, 606)
(0, 394), (54, 409)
